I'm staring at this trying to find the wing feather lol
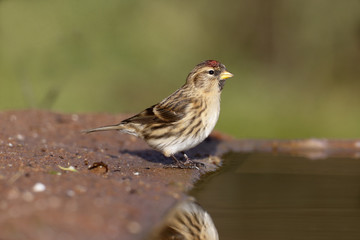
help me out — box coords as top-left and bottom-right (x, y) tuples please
(154, 98), (191, 122)
(121, 97), (192, 125)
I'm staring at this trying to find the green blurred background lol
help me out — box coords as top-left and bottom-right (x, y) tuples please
(1, 0), (359, 138)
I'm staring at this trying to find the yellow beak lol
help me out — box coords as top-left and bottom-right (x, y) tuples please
(220, 71), (234, 80)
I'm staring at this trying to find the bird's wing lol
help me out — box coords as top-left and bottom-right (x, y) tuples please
(121, 98), (192, 125)
(121, 105), (158, 125)
(154, 97), (192, 122)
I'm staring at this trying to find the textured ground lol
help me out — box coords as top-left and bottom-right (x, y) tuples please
(1, 110), (359, 240)
(0, 110), (238, 240)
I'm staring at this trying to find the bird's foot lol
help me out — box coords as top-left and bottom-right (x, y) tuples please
(183, 154), (205, 169)
(165, 154), (204, 170)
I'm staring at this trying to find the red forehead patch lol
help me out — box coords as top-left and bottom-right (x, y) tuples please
(205, 60), (220, 68)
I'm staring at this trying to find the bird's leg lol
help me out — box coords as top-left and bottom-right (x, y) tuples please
(183, 153), (192, 165)
(168, 154), (202, 169)
(171, 155), (185, 168)
(182, 152), (205, 169)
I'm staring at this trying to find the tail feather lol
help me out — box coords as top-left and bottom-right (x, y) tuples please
(82, 124), (124, 134)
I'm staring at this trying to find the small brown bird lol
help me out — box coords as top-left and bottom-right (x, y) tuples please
(84, 60), (233, 168)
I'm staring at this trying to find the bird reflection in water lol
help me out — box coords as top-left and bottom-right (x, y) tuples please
(149, 197), (218, 240)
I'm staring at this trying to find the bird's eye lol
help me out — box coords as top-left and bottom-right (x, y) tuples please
(208, 70), (215, 75)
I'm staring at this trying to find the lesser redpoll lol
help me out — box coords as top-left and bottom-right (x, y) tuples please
(84, 60), (233, 168)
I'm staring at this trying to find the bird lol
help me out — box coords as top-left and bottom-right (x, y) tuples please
(83, 60), (233, 168)
(149, 197), (219, 240)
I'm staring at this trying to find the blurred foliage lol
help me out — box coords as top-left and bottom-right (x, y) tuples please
(1, 0), (360, 138)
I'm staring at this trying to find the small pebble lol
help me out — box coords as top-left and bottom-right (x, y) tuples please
(16, 134), (25, 141)
(33, 182), (46, 192)
(71, 114), (79, 121)
(66, 190), (75, 197)
(133, 172), (140, 176)
(127, 221), (142, 234)
(75, 185), (87, 193)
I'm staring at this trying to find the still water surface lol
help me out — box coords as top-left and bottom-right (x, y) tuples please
(191, 153), (360, 240)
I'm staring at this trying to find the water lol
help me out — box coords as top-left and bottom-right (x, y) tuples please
(191, 152), (360, 240)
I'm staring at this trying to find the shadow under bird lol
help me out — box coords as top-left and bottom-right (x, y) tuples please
(83, 60), (233, 168)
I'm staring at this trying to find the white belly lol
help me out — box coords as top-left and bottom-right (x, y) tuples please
(159, 95), (221, 156)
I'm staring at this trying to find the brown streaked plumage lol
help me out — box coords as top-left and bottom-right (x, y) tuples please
(148, 198), (219, 240)
(83, 60), (233, 168)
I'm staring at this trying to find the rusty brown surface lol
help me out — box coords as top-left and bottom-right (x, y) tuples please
(1, 110), (359, 240)
(0, 110), (236, 240)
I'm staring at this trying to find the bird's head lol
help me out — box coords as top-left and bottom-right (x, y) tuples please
(186, 60), (233, 92)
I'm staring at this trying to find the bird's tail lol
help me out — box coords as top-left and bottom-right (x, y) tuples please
(82, 124), (125, 134)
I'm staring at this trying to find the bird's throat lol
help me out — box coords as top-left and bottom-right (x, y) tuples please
(219, 80), (226, 91)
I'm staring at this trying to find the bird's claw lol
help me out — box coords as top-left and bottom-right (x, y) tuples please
(165, 160), (204, 170)
(182, 153), (205, 169)
(183, 159), (205, 169)
(164, 163), (199, 170)
(165, 154), (205, 169)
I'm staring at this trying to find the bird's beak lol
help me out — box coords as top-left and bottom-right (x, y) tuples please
(220, 71), (234, 80)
